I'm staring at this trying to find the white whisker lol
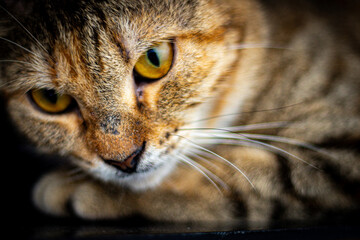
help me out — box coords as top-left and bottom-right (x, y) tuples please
(0, 59), (51, 74)
(175, 134), (256, 190)
(184, 102), (303, 124)
(0, 5), (49, 54)
(195, 138), (270, 153)
(66, 167), (84, 177)
(65, 172), (87, 183)
(175, 154), (224, 193)
(0, 69), (51, 89)
(182, 154), (229, 191)
(179, 121), (289, 132)
(0, 37), (42, 59)
(228, 43), (291, 51)
(193, 132), (319, 170)
(237, 133), (332, 157)
(186, 150), (222, 171)
(0, 59), (34, 65)
(63, 167), (87, 183)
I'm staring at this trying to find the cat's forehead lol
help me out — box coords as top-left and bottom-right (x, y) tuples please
(38, 0), (223, 41)
(25, 0), (219, 58)
(1, 0), (228, 93)
(40, 0), (204, 34)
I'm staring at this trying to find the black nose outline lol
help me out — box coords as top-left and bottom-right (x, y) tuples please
(103, 142), (146, 174)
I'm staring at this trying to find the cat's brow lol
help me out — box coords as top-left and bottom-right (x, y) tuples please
(111, 33), (131, 63)
(116, 41), (131, 63)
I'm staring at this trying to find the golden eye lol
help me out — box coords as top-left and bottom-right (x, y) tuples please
(30, 89), (73, 113)
(134, 42), (173, 79)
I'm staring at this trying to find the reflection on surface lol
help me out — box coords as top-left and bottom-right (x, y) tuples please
(13, 212), (360, 240)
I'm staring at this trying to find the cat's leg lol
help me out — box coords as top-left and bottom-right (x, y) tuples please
(35, 145), (351, 221)
(33, 170), (82, 216)
(33, 170), (133, 219)
(33, 168), (235, 221)
(32, 152), (282, 221)
(131, 166), (236, 222)
(209, 146), (308, 222)
(213, 145), (355, 222)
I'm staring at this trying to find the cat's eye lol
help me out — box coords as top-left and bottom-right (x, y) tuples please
(134, 42), (173, 80)
(30, 89), (73, 114)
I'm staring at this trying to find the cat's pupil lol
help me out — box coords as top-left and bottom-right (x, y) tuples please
(147, 49), (160, 67)
(43, 89), (58, 104)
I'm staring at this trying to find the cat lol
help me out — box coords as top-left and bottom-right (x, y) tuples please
(0, 0), (359, 224)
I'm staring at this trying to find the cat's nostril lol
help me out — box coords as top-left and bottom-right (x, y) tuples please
(103, 142), (146, 173)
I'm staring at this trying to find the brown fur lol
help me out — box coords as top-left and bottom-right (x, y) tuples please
(0, 0), (359, 224)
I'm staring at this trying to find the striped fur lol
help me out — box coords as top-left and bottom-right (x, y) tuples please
(0, 0), (359, 223)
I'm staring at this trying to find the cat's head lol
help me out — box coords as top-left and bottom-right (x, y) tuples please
(0, 0), (264, 190)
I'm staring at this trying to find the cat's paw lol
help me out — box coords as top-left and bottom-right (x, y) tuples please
(33, 171), (79, 216)
(33, 171), (130, 219)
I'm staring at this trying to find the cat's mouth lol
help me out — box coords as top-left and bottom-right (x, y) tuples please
(113, 163), (165, 177)
(88, 141), (179, 190)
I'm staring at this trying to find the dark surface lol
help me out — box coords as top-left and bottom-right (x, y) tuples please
(9, 214), (360, 240)
(1, 96), (360, 239)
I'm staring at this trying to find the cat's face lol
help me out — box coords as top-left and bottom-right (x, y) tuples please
(1, 0), (262, 190)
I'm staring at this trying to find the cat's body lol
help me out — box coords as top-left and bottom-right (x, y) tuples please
(0, 0), (359, 223)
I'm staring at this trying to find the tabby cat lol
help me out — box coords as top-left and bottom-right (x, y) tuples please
(0, 0), (359, 223)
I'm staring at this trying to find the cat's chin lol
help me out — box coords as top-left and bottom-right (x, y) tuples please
(89, 158), (178, 192)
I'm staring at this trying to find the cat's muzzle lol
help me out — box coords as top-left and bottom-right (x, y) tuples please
(103, 142), (146, 173)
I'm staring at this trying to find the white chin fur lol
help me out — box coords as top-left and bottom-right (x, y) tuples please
(89, 158), (178, 192)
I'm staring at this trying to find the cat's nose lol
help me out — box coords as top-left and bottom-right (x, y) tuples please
(103, 142), (146, 173)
